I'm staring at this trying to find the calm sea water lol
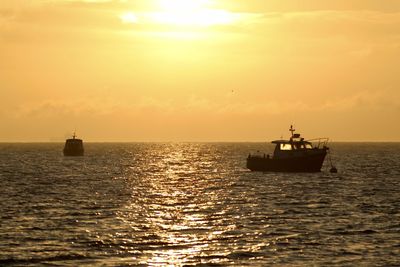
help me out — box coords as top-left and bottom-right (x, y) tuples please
(0, 143), (399, 266)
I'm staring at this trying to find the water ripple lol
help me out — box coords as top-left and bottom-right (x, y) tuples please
(0, 143), (399, 265)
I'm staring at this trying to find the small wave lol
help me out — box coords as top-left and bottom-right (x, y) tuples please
(227, 251), (263, 260)
(334, 229), (378, 235)
(0, 254), (91, 265)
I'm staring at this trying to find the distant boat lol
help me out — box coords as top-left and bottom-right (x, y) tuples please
(247, 126), (329, 172)
(63, 133), (84, 156)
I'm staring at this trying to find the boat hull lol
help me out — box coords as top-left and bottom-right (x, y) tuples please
(63, 148), (84, 157)
(63, 139), (84, 156)
(247, 151), (327, 172)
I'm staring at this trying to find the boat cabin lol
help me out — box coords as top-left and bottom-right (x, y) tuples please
(272, 139), (314, 159)
(270, 126), (326, 159)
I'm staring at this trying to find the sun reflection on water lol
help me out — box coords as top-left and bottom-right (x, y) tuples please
(117, 143), (235, 266)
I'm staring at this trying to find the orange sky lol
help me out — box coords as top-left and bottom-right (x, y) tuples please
(1, 0), (400, 142)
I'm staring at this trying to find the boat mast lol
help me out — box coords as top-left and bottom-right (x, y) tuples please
(289, 125), (295, 138)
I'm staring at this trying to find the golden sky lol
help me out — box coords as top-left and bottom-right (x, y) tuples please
(1, 0), (400, 141)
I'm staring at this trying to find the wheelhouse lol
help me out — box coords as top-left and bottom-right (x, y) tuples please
(272, 140), (314, 151)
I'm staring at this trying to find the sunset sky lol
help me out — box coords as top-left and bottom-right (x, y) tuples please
(1, 0), (400, 142)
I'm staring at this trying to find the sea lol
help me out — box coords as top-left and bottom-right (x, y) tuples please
(0, 142), (399, 266)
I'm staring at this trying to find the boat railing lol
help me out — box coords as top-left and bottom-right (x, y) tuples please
(307, 138), (329, 148)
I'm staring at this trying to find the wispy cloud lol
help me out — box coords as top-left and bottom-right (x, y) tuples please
(8, 87), (398, 122)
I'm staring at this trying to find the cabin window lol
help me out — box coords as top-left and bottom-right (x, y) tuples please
(293, 143), (304, 150)
(305, 143), (313, 149)
(280, 144), (292, 150)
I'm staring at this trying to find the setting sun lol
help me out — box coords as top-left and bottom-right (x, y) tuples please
(120, 0), (239, 28)
(158, 0), (211, 12)
(120, 12), (138, 24)
(155, 0), (238, 26)
(149, 8), (237, 27)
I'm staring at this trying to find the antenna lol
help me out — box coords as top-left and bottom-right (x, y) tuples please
(289, 125), (295, 137)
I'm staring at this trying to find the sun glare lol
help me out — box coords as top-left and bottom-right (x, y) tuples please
(120, 12), (138, 24)
(149, 9), (237, 27)
(158, 0), (212, 12)
(120, 0), (239, 28)
(155, 0), (237, 26)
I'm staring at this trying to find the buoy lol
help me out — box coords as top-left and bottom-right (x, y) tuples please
(330, 166), (338, 173)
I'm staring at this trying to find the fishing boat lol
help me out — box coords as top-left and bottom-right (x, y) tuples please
(63, 133), (84, 156)
(247, 126), (331, 172)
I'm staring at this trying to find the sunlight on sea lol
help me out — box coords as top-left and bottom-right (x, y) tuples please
(0, 143), (399, 266)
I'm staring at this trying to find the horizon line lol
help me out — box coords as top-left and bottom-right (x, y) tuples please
(1, 140), (400, 143)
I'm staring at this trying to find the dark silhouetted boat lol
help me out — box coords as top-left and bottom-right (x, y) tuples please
(63, 133), (84, 156)
(247, 125), (329, 172)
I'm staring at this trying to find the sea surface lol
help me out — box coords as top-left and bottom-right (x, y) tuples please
(0, 143), (399, 266)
